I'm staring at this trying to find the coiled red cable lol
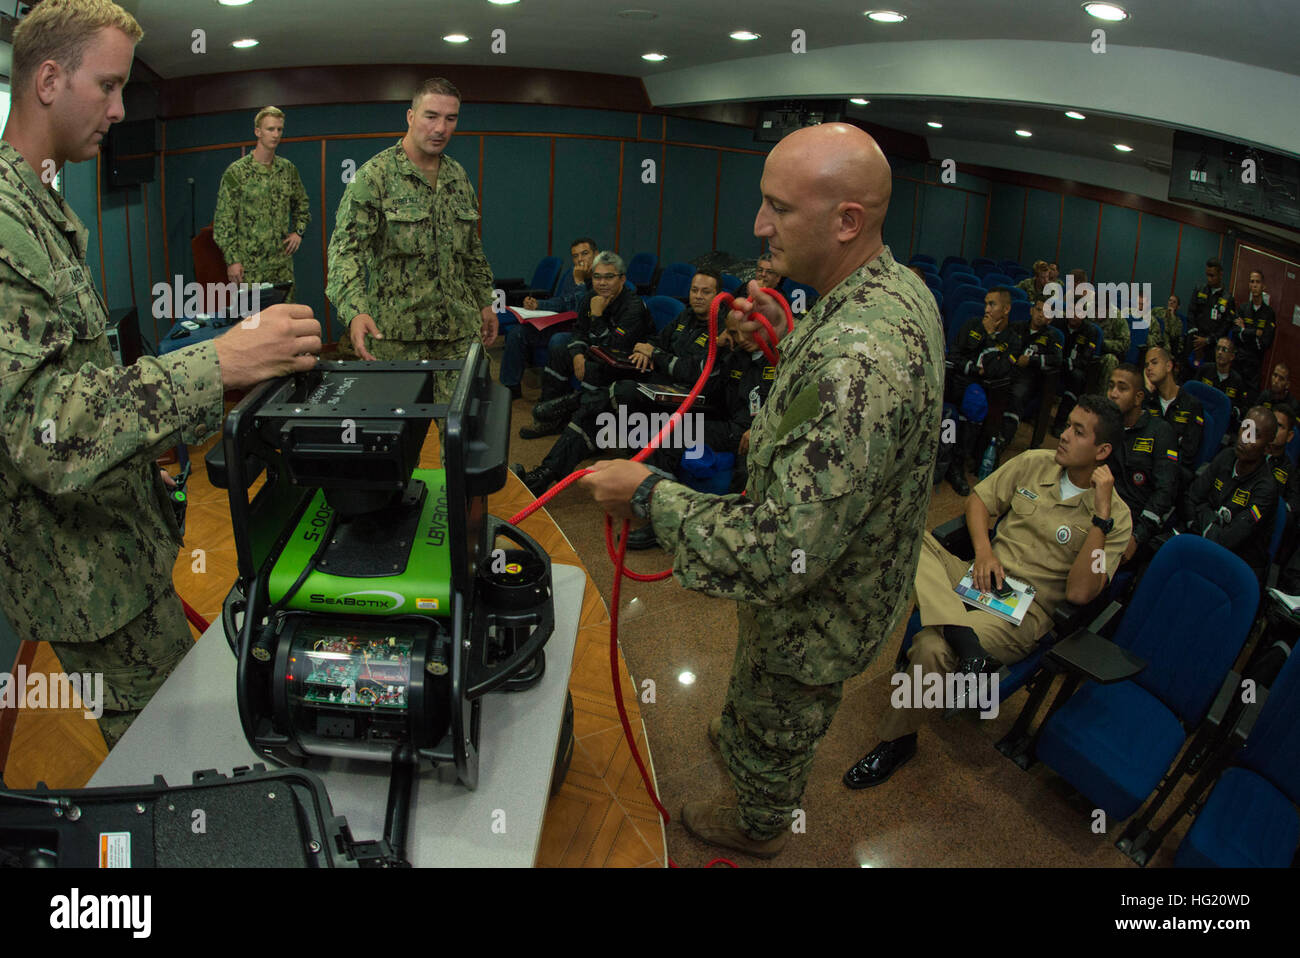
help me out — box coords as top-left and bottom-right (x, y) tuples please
(508, 288), (794, 867)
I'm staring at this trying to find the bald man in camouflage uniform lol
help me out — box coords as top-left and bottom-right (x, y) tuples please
(580, 124), (944, 858)
(327, 77), (497, 430)
(213, 106), (310, 303)
(0, 0), (322, 750)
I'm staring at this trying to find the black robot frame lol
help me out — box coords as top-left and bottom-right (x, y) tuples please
(208, 345), (556, 824)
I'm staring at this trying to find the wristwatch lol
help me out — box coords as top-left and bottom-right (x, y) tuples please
(1091, 514), (1115, 535)
(631, 466), (675, 520)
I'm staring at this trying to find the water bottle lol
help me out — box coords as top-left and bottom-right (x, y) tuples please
(978, 440), (1000, 480)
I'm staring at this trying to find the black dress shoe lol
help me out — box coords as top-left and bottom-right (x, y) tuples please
(945, 655), (1005, 715)
(519, 418), (564, 440)
(520, 466), (556, 496)
(533, 392), (580, 422)
(843, 735), (917, 789)
(623, 525), (659, 551)
(945, 461), (971, 497)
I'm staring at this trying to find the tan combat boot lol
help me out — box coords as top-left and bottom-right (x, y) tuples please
(681, 802), (789, 859)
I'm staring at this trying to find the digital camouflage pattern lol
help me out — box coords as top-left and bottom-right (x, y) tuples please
(649, 245), (944, 837)
(0, 141), (222, 727)
(213, 152), (310, 295)
(1147, 305), (1185, 363)
(1097, 311), (1131, 385)
(327, 141), (494, 343)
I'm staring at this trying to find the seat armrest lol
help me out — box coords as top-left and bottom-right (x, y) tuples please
(1046, 629), (1146, 683)
(1205, 670), (1242, 729)
(933, 515), (973, 558)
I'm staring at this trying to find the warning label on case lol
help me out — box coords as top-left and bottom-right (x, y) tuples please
(416, 597), (440, 610)
(99, 831), (131, 868)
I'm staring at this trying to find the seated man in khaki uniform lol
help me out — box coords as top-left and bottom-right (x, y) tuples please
(845, 394), (1133, 788)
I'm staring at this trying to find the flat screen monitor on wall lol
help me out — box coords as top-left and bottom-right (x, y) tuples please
(1169, 131), (1300, 232)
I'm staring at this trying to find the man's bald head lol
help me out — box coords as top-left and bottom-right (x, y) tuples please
(755, 123), (892, 292)
(768, 123), (891, 232)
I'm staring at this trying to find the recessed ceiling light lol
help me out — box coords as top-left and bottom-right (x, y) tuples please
(849, 97), (870, 105)
(488, 0), (521, 5)
(443, 34), (470, 43)
(865, 10), (907, 23)
(641, 52), (667, 61)
(926, 121), (943, 129)
(1083, 2), (1129, 21)
(1065, 111), (1087, 120)
(1113, 143), (1134, 152)
(218, 0), (254, 6)
(230, 38), (258, 48)
(1015, 129), (1033, 137)
(730, 30), (761, 41)
(678, 671), (696, 686)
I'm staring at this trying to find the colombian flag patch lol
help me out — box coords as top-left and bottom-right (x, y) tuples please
(1166, 449), (1179, 461)
(1250, 504), (1263, 522)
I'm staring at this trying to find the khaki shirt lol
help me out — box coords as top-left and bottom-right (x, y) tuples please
(975, 449), (1132, 611)
(0, 141), (225, 644)
(326, 142), (494, 343)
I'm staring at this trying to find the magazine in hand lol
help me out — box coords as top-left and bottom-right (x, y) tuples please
(954, 565), (1036, 626)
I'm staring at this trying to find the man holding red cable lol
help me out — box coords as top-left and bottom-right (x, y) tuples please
(580, 123), (944, 859)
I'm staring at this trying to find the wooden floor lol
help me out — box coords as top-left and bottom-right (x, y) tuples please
(1, 425), (666, 868)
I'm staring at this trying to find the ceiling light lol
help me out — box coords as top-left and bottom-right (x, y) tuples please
(218, 0), (254, 6)
(850, 98), (870, 105)
(1113, 143), (1134, 152)
(730, 30), (761, 41)
(678, 671), (696, 686)
(865, 10), (907, 23)
(1083, 2), (1129, 21)
(926, 121), (943, 129)
(1015, 129), (1033, 137)
(443, 34), (470, 43)
(230, 38), (258, 48)
(488, 0), (521, 5)
(1065, 111), (1086, 120)
(641, 52), (667, 61)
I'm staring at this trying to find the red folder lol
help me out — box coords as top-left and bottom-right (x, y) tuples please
(509, 309), (578, 331)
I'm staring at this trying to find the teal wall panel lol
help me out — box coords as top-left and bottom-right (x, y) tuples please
(1134, 214), (1180, 301)
(1058, 195), (1100, 277)
(660, 146), (720, 261)
(716, 151), (765, 261)
(1175, 224), (1224, 302)
(986, 184), (1023, 264)
(1095, 205), (1140, 284)
(479, 136), (550, 284)
(1021, 189), (1061, 269)
(916, 185), (967, 266)
(552, 138), (620, 258)
(619, 141), (661, 261)
(884, 179), (917, 259)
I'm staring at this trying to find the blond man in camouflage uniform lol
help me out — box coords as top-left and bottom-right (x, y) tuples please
(213, 105), (311, 302)
(581, 124), (944, 858)
(0, 0), (322, 749)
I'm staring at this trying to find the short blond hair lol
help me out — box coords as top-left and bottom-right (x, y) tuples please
(11, 0), (142, 98)
(254, 106), (285, 130)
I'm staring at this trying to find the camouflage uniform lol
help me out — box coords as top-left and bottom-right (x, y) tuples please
(213, 152), (310, 302)
(0, 141), (223, 747)
(647, 247), (944, 839)
(1097, 311), (1131, 387)
(1147, 306), (1185, 366)
(326, 141), (495, 413)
